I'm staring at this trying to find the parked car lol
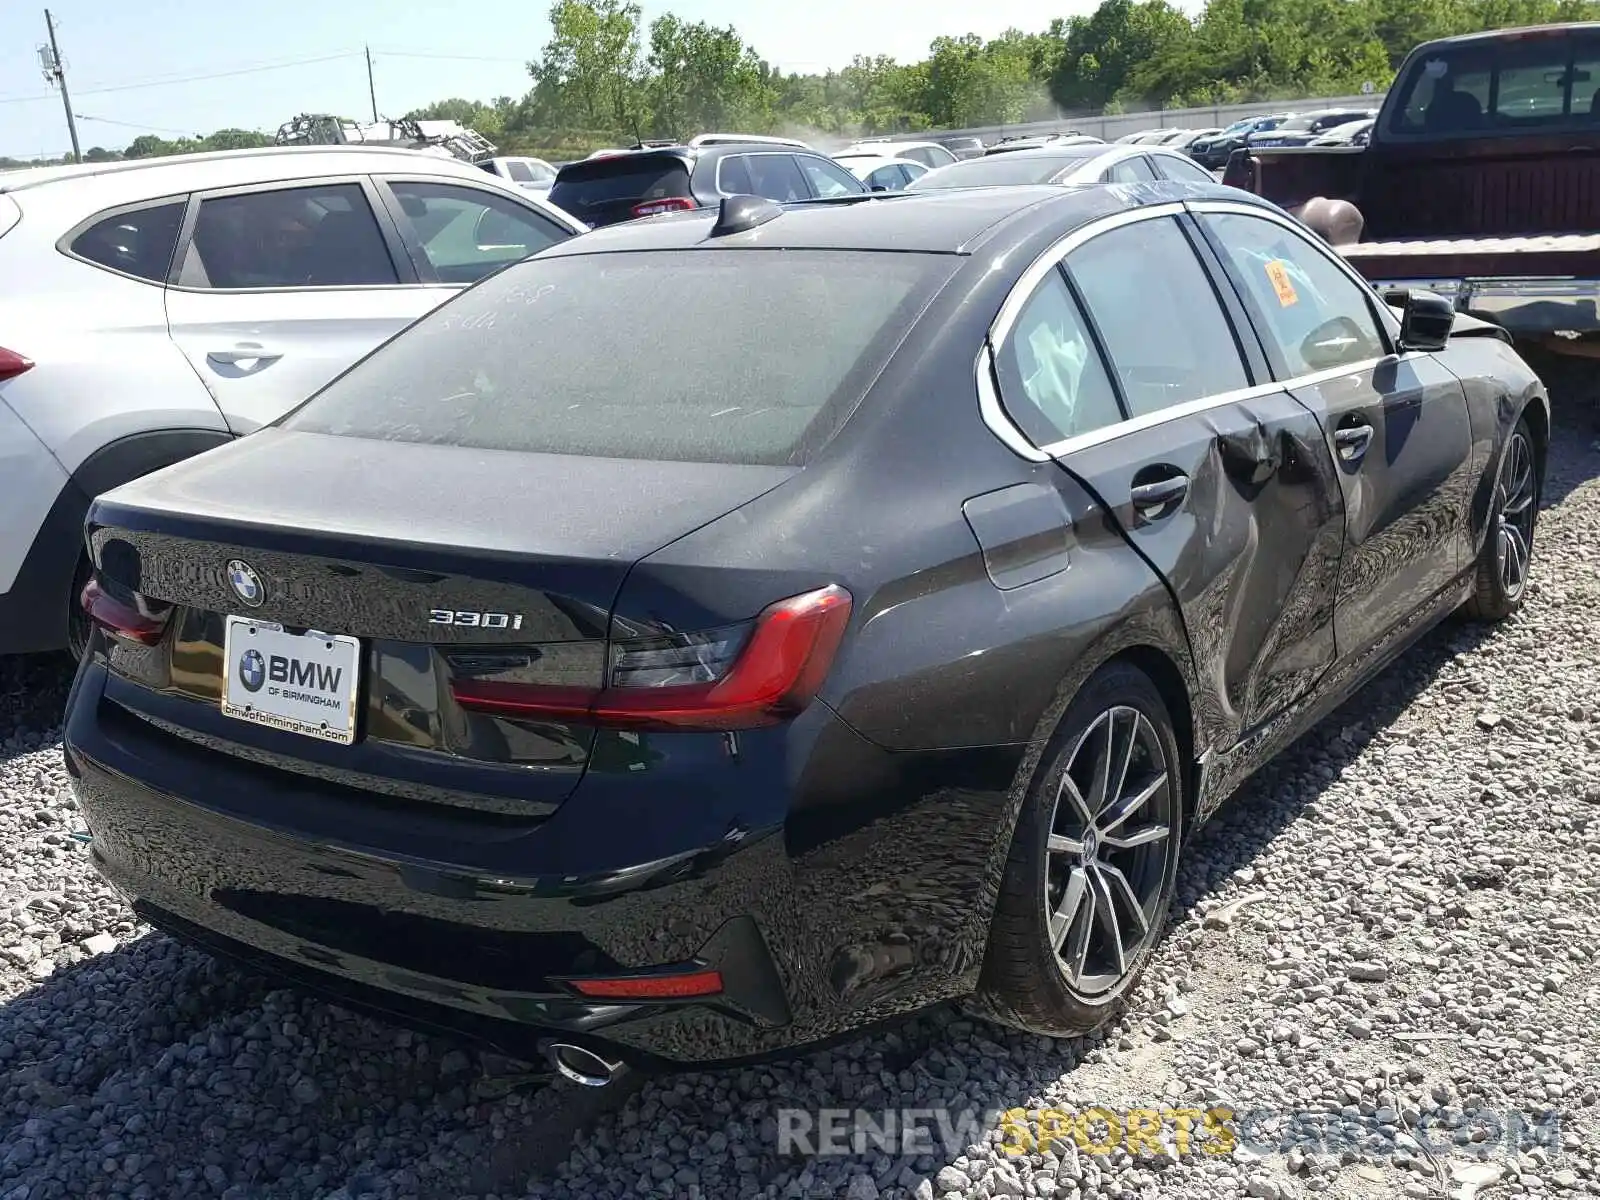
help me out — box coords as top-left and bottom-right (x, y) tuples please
(65, 180), (1547, 1078)
(937, 135), (986, 160)
(841, 139), (960, 169)
(909, 144), (1219, 189)
(984, 133), (1105, 155)
(833, 152), (930, 190)
(548, 141), (866, 227)
(476, 155), (559, 191)
(1190, 115), (1294, 168)
(688, 133), (815, 151)
(1307, 117), (1373, 146)
(1224, 23), (1600, 367)
(0, 145), (586, 661)
(1162, 127), (1223, 151)
(1245, 108), (1377, 148)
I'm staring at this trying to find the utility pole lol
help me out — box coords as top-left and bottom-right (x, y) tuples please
(40, 9), (81, 163)
(366, 46), (378, 123)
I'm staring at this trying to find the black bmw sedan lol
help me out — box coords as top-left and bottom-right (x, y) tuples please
(64, 180), (1546, 1080)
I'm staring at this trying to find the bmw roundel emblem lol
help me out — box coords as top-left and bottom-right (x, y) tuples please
(238, 648), (266, 693)
(226, 559), (264, 608)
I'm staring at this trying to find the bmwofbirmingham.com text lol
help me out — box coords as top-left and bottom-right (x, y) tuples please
(773, 1103), (1566, 1160)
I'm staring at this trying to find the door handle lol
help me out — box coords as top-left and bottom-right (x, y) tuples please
(1334, 422), (1374, 463)
(206, 343), (282, 366)
(1130, 472), (1190, 523)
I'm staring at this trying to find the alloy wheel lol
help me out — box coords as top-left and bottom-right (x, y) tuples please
(1044, 705), (1174, 996)
(1494, 430), (1536, 601)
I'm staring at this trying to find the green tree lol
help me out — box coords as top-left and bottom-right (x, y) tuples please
(528, 0), (646, 134)
(646, 15), (773, 138)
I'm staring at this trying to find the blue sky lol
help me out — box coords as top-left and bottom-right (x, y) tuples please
(0, 1), (1099, 159)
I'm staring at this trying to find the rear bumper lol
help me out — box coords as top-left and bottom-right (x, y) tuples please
(64, 661), (1023, 1066)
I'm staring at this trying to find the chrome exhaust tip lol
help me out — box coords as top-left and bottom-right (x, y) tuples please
(547, 1042), (623, 1088)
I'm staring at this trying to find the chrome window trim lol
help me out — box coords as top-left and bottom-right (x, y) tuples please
(976, 345), (1050, 462)
(1034, 357), (1389, 459)
(977, 198), (1412, 463)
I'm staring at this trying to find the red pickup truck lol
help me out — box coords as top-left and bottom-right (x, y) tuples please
(1223, 23), (1600, 382)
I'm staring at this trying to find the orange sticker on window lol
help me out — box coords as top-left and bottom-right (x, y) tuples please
(1265, 259), (1298, 307)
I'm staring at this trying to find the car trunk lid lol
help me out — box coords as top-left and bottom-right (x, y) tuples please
(85, 428), (793, 811)
(547, 152), (695, 227)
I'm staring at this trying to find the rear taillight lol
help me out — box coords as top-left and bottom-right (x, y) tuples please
(631, 197), (695, 218)
(80, 578), (171, 646)
(0, 347), (33, 382)
(450, 584), (852, 730)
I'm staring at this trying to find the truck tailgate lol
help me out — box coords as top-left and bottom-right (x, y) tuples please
(1339, 234), (1600, 280)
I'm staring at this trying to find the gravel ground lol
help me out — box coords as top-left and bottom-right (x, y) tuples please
(3, 403), (1599, 1200)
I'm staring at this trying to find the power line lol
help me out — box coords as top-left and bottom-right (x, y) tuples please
(76, 114), (199, 136)
(74, 52), (363, 97)
(372, 49), (531, 64)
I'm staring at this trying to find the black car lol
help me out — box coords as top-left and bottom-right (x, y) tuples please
(1246, 108), (1378, 149)
(547, 142), (867, 227)
(1191, 114), (1294, 168)
(66, 181), (1546, 1081)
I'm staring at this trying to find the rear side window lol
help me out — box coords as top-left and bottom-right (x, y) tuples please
(547, 158), (690, 223)
(1392, 35), (1600, 134)
(282, 249), (957, 466)
(179, 183), (398, 289)
(995, 269), (1124, 444)
(68, 201), (185, 282)
(505, 161), (535, 182)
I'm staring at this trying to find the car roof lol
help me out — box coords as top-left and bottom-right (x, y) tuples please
(0, 144), (514, 194)
(535, 179), (1252, 258)
(0, 144), (586, 235)
(1419, 21), (1600, 50)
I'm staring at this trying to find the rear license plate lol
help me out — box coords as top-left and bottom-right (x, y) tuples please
(221, 616), (361, 745)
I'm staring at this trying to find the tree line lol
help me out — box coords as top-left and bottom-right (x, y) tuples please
(6, 0), (1598, 169)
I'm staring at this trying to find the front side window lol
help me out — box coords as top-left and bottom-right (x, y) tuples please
(1156, 154), (1219, 184)
(180, 183), (398, 289)
(505, 161), (535, 182)
(1200, 211), (1388, 377)
(1102, 156), (1157, 184)
(1064, 216), (1249, 416)
(994, 269), (1124, 445)
(387, 181), (568, 284)
(281, 249), (956, 467)
(865, 165), (902, 190)
(798, 155), (865, 198)
(69, 200), (185, 282)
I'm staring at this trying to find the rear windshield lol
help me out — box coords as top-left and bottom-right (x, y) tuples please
(281, 249), (956, 466)
(1390, 33), (1600, 136)
(548, 158), (690, 217)
(909, 152), (1098, 188)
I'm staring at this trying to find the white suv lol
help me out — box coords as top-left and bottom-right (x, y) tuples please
(0, 145), (586, 658)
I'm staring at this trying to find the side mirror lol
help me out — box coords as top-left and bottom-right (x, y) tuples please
(1300, 315), (1377, 372)
(1390, 287), (1455, 352)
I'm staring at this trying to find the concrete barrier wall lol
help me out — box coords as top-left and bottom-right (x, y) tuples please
(932, 93), (1384, 143)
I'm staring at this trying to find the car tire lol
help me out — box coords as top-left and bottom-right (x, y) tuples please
(1463, 416), (1538, 622)
(973, 660), (1184, 1038)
